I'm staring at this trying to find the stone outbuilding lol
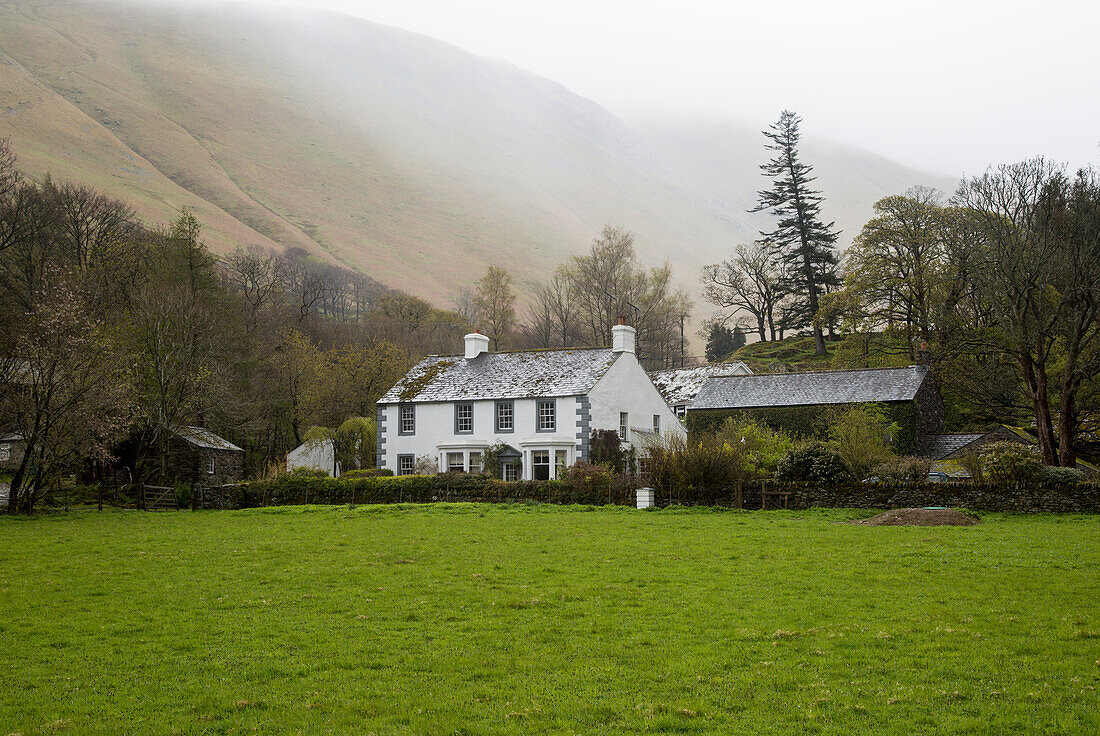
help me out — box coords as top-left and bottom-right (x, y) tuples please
(688, 365), (945, 454)
(157, 426), (245, 487)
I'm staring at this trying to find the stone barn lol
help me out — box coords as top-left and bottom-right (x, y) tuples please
(157, 426), (245, 487)
(688, 365), (945, 455)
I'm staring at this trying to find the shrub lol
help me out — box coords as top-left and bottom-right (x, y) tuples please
(958, 452), (985, 482)
(413, 454), (438, 475)
(872, 456), (933, 483)
(342, 468), (393, 479)
(714, 417), (793, 480)
(286, 466), (328, 479)
(776, 443), (854, 483)
(639, 432), (748, 502)
(980, 441), (1042, 485)
(826, 405), (897, 480)
(590, 429), (630, 473)
(1036, 466), (1086, 486)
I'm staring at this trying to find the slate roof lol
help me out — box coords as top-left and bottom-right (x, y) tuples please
(170, 426), (244, 453)
(648, 363), (752, 406)
(378, 348), (622, 404)
(920, 433), (987, 460)
(692, 365), (931, 410)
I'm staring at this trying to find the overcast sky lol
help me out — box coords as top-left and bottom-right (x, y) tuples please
(236, 0), (1097, 176)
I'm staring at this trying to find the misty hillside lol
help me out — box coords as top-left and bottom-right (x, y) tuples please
(0, 0), (954, 312)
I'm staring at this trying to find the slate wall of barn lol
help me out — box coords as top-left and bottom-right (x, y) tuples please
(156, 438), (244, 487)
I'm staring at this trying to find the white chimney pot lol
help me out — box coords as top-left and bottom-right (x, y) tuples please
(464, 332), (490, 359)
(612, 324), (636, 354)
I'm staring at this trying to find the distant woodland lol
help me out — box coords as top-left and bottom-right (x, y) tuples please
(0, 139), (691, 509)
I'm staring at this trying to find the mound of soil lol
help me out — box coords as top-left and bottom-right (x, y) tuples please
(852, 508), (979, 526)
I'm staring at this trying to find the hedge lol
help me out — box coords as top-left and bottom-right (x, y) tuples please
(198, 474), (1100, 513)
(199, 472), (642, 510)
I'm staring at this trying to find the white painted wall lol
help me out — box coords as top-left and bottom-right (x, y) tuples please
(378, 396), (580, 480)
(287, 439), (340, 477)
(588, 354), (685, 449)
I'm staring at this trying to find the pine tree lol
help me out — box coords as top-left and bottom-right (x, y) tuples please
(751, 110), (840, 356)
(705, 322), (741, 363)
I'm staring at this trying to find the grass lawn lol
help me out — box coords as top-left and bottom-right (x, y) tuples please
(0, 505), (1097, 735)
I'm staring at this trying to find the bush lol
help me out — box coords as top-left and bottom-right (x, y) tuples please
(714, 417), (793, 480)
(826, 405), (897, 480)
(342, 468), (393, 479)
(776, 443), (854, 483)
(286, 466), (328, 479)
(640, 432), (748, 502)
(872, 456), (933, 483)
(1036, 466), (1086, 486)
(958, 452), (985, 482)
(980, 441), (1042, 485)
(590, 429), (631, 473)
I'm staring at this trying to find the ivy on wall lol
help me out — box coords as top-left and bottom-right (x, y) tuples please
(687, 401), (921, 455)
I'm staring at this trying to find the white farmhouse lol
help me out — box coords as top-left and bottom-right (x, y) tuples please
(376, 323), (684, 479)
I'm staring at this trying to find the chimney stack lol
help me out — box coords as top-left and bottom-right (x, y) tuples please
(612, 320), (636, 355)
(464, 331), (490, 359)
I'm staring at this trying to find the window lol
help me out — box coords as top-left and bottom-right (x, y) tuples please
(637, 457), (650, 476)
(399, 404), (415, 435)
(398, 455), (415, 475)
(0, 444), (9, 462)
(537, 400), (556, 432)
(455, 403), (473, 434)
(495, 400), (514, 433)
(469, 452), (482, 474)
(207, 456), (215, 474)
(533, 450), (551, 480)
(675, 405), (686, 420)
(502, 461), (519, 481)
(555, 449), (568, 479)
(653, 415), (660, 434)
(447, 452), (465, 473)
(620, 412), (629, 441)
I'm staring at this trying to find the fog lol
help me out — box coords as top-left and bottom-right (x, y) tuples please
(214, 0), (1100, 177)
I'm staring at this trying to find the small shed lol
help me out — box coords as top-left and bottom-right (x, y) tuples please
(160, 426), (245, 487)
(287, 439), (341, 477)
(0, 434), (26, 470)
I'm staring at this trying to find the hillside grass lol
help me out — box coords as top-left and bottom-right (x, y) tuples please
(0, 505), (1097, 735)
(730, 334), (916, 373)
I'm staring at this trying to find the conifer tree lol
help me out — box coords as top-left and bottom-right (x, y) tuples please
(752, 110), (840, 356)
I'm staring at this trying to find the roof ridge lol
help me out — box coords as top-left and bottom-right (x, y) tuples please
(422, 346), (613, 360)
(711, 364), (923, 378)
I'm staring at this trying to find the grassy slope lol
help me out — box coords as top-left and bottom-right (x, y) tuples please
(0, 505), (1096, 735)
(0, 0), (953, 312)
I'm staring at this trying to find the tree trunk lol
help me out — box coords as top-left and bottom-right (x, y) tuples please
(1020, 353), (1058, 466)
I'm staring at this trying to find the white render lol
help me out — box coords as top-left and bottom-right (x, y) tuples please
(587, 346), (682, 446)
(287, 438), (340, 477)
(377, 325), (685, 480)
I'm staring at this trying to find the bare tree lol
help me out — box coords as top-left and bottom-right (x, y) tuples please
(473, 266), (516, 349)
(701, 241), (785, 341)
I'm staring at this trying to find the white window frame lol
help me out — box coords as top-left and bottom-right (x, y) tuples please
(536, 399), (556, 432)
(455, 403), (473, 434)
(495, 400), (514, 433)
(399, 404), (416, 435)
(620, 412), (629, 441)
(398, 454), (415, 475)
(447, 451), (465, 473)
(653, 414), (660, 434)
(207, 456), (215, 474)
(469, 451), (482, 474)
(532, 450), (551, 480)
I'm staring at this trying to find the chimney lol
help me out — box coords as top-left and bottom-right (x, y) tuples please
(464, 331), (490, 359)
(611, 318), (635, 355)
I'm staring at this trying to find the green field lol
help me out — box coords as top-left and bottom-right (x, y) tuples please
(1, 505), (1097, 735)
